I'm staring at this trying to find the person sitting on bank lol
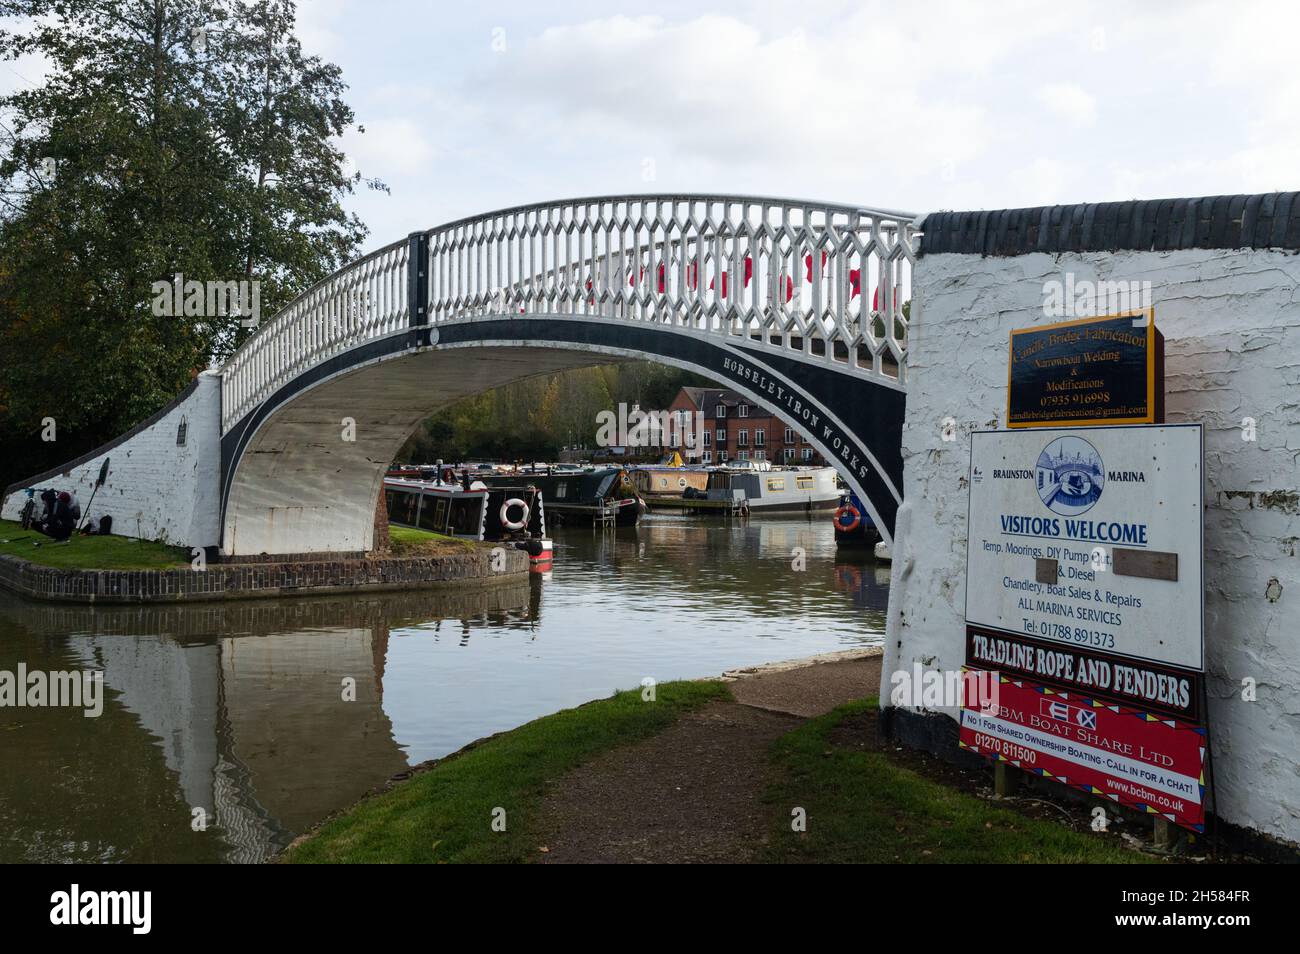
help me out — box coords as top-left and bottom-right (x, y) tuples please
(29, 489), (57, 536)
(43, 491), (78, 541)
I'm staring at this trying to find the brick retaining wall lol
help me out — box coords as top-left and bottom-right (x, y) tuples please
(0, 547), (528, 604)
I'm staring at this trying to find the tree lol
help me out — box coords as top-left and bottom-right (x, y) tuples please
(396, 361), (713, 465)
(0, 0), (368, 487)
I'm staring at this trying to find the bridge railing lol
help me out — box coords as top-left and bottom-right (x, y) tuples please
(220, 239), (410, 432)
(221, 194), (918, 434)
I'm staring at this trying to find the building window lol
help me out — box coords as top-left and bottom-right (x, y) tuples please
(784, 448), (795, 462)
(716, 428), (726, 443)
(703, 431), (711, 447)
(755, 429), (765, 447)
(716, 405), (726, 418)
(719, 451), (728, 462)
(702, 450), (712, 463)
(737, 429), (748, 447)
(802, 447), (812, 461)
(755, 450), (765, 461)
(784, 427), (795, 444)
(739, 450), (749, 460)
(738, 404), (749, 418)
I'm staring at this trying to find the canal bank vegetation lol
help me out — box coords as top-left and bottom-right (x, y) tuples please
(284, 681), (730, 864)
(0, 520), (486, 569)
(761, 699), (1151, 864)
(286, 683), (1149, 864)
(0, 519), (189, 570)
(386, 525), (481, 556)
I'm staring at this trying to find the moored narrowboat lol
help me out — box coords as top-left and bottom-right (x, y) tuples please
(661, 465), (841, 514)
(631, 466), (711, 500)
(383, 476), (552, 568)
(832, 490), (883, 549)
(480, 466), (642, 527)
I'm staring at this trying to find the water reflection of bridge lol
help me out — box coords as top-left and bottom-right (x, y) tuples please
(0, 583), (533, 863)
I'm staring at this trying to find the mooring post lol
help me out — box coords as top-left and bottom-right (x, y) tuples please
(1153, 816), (1172, 848)
(994, 761), (1018, 797)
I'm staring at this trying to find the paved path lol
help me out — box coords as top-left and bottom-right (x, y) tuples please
(535, 651), (882, 863)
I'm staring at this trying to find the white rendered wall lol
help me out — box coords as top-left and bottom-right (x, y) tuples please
(0, 371), (222, 549)
(885, 245), (1300, 846)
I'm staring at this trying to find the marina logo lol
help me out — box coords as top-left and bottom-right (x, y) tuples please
(0, 665), (103, 717)
(594, 403), (705, 450)
(1041, 274), (1151, 318)
(1036, 436), (1104, 517)
(151, 272), (261, 327)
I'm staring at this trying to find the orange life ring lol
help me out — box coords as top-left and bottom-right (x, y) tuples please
(834, 504), (861, 533)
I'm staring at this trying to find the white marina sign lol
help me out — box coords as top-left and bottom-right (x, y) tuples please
(965, 424), (1204, 673)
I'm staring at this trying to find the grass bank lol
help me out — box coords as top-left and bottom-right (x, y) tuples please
(287, 683), (1152, 864)
(387, 525), (481, 556)
(0, 520), (488, 574)
(0, 519), (189, 570)
(284, 680), (731, 863)
(761, 699), (1151, 863)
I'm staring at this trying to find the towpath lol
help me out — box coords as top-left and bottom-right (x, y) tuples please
(535, 650), (882, 863)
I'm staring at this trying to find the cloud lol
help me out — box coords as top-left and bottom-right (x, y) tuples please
(473, 11), (1032, 186)
(294, 0), (350, 59)
(1035, 83), (1097, 127)
(313, 0), (1300, 245)
(342, 117), (437, 178)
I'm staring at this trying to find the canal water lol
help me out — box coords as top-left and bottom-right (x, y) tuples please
(0, 515), (887, 863)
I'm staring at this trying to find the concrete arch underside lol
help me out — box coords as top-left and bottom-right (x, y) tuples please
(220, 318), (905, 556)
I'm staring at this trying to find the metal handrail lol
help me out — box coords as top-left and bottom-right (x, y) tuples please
(220, 194), (919, 433)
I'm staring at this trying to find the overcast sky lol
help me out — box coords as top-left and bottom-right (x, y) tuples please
(6, 0), (1298, 252)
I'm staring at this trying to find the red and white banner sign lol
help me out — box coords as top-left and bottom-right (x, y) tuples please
(959, 673), (1207, 831)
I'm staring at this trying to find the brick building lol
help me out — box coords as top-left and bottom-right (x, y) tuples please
(664, 387), (826, 466)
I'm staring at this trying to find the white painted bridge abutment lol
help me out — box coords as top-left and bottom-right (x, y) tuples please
(882, 191), (1300, 851)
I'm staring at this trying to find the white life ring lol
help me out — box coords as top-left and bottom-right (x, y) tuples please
(500, 497), (530, 531)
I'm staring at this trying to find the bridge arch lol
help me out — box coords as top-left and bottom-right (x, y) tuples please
(219, 194), (918, 556)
